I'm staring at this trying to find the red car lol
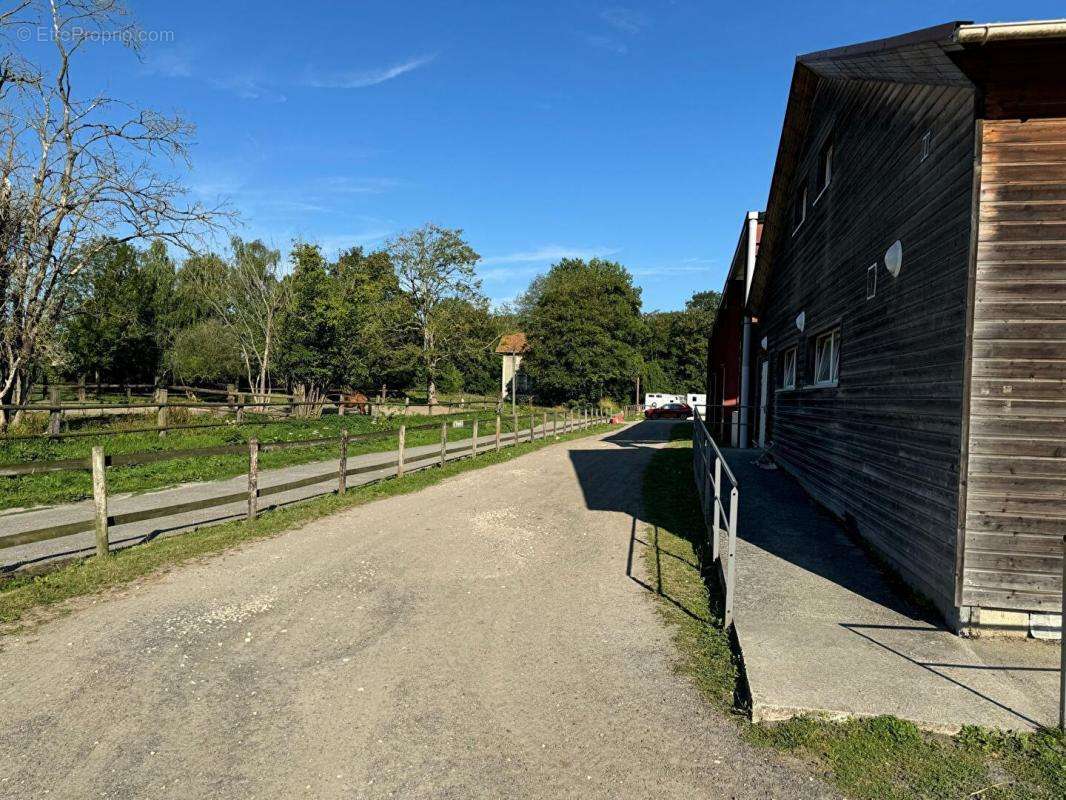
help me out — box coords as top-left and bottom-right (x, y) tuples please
(644, 402), (692, 420)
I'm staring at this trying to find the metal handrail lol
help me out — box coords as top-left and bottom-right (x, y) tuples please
(692, 407), (740, 629)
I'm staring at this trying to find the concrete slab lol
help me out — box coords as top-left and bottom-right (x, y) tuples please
(716, 449), (1061, 733)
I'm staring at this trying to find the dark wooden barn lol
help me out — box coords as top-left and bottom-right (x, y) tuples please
(706, 212), (763, 447)
(745, 20), (1066, 635)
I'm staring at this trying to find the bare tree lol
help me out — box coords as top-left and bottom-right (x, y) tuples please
(191, 237), (289, 403)
(0, 1), (226, 427)
(388, 224), (482, 406)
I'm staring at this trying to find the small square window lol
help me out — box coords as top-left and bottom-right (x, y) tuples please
(792, 185), (807, 233)
(814, 329), (840, 386)
(866, 264), (877, 299)
(817, 137), (833, 196)
(781, 347), (797, 390)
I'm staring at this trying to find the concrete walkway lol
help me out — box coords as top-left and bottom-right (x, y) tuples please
(0, 423), (834, 800)
(0, 420), (562, 571)
(719, 448), (1061, 733)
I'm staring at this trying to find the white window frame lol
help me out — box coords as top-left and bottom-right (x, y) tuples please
(815, 140), (833, 203)
(792, 185), (807, 234)
(781, 347), (797, 390)
(813, 329), (840, 387)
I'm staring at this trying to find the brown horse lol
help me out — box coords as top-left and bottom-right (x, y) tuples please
(338, 391), (370, 415)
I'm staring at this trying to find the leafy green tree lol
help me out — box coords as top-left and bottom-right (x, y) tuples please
(640, 289), (721, 392)
(276, 243), (338, 405)
(64, 240), (177, 385)
(387, 224), (483, 405)
(522, 258), (645, 404)
(168, 320), (243, 385)
(332, 246), (414, 394)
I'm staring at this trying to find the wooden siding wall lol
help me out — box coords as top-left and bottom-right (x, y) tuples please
(758, 78), (976, 620)
(963, 118), (1066, 613)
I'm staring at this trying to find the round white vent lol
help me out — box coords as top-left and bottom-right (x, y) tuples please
(885, 240), (903, 278)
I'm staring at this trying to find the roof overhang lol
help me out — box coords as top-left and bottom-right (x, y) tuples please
(747, 19), (1066, 313)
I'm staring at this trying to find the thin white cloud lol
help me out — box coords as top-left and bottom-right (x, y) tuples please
(632, 265), (714, 277)
(481, 245), (620, 266)
(210, 75), (287, 103)
(601, 8), (646, 34)
(585, 34), (628, 54)
(142, 47), (193, 78)
(318, 176), (403, 194)
(314, 228), (394, 257)
(305, 55), (436, 89)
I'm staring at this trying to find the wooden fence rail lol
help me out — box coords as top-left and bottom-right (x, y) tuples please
(0, 408), (623, 562)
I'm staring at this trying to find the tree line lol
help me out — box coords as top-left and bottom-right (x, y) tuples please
(57, 230), (718, 409)
(0, 1), (717, 429)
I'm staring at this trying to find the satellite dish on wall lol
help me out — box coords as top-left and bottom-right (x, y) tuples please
(885, 240), (903, 278)
(795, 311), (806, 332)
(760, 336), (768, 350)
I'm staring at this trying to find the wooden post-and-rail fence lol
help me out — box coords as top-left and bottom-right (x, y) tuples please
(8, 408), (615, 564)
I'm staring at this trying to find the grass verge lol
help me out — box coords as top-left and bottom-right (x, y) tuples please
(639, 430), (1065, 800)
(0, 409), (560, 510)
(0, 421), (616, 630)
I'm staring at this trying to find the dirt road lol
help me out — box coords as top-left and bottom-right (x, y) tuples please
(0, 421), (832, 799)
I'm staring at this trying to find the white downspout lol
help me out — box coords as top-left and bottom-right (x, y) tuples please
(738, 211), (758, 448)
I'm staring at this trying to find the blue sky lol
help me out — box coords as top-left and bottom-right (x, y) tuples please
(59, 0), (1066, 310)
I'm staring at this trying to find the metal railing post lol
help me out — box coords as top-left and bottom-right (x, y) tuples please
(712, 456), (722, 562)
(724, 487), (739, 629)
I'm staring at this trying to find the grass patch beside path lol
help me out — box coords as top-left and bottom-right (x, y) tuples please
(639, 430), (1066, 800)
(0, 408), (561, 510)
(0, 422), (616, 631)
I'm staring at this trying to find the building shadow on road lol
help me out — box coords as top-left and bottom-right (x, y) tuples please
(568, 419), (724, 626)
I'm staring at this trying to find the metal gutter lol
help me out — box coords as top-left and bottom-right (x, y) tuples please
(956, 19), (1066, 45)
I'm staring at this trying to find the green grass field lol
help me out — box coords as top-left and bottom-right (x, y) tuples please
(0, 406), (570, 510)
(640, 428), (1065, 800)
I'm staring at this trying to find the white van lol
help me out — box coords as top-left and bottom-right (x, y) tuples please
(643, 392), (682, 409)
(685, 393), (707, 417)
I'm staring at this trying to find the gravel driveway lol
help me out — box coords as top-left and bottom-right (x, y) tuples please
(0, 421), (833, 799)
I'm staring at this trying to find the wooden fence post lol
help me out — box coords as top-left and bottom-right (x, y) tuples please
(48, 387), (61, 437)
(512, 411), (518, 445)
(236, 394), (245, 424)
(77, 375), (86, 403)
(542, 412), (547, 440)
(338, 429), (348, 495)
(529, 414), (535, 443)
(91, 446), (109, 558)
(227, 383), (236, 404)
(553, 411), (559, 439)
(471, 417), (479, 457)
(247, 438), (259, 520)
(397, 424), (406, 477)
(156, 388), (168, 437)
(495, 414), (501, 452)
(1059, 535), (1065, 730)
(440, 421), (447, 467)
